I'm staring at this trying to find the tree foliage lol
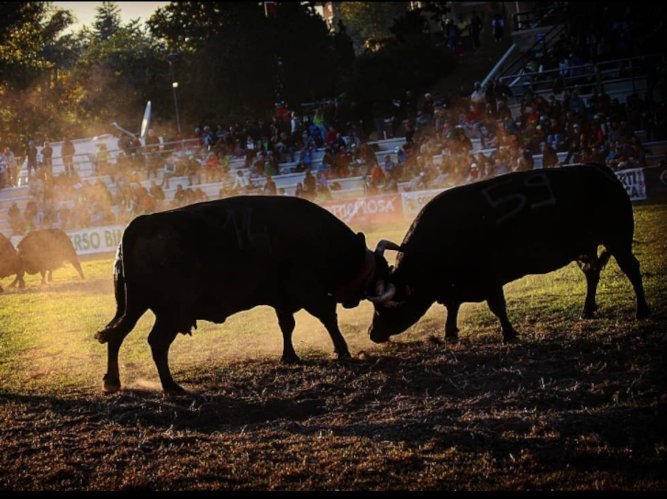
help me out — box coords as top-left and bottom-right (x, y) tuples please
(338, 2), (409, 52)
(0, 1), (456, 150)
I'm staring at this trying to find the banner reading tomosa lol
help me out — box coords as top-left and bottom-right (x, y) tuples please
(321, 193), (403, 226)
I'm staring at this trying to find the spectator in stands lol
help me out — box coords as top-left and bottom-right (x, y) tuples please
(8, 201), (23, 234)
(61, 138), (75, 176)
(23, 200), (38, 231)
(25, 140), (38, 178)
(406, 170), (427, 192)
(263, 151), (279, 177)
(383, 154), (397, 181)
(0, 153), (6, 189)
(442, 17), (459, 52)
(231, 169), (249, 194)
(470, 82), (486, 112)
(3, 146), (17, 187)
(149, 180), (165, 205)
(541, 141), (560, 168)
(263, 175), (277, 196)
(41, 141), (53, 178)
(95, 143), (109, 175)
(315, 181), (333, 202)
(471, 11), (483, 49)
(456, 16), (472, 52)
(173, 184), (187, 206)
(294, 182), (305, 198)
(492, 13), (504, 42)
(368, 162), (385, 193)
(302, 169), (316, 200)
(193, 187), (208, 202)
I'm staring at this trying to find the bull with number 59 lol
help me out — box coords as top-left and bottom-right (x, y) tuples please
(368, 164), (650, 344)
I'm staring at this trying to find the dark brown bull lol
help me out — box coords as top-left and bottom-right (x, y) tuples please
(14, 229), (85, 288)
(0, 233), (21, 292)
(95, 196), (388, 395)
(368, 164), (650, 344)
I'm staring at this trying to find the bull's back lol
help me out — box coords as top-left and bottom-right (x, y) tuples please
(398, 165), (632, 287)
(120, 196), (363, 311)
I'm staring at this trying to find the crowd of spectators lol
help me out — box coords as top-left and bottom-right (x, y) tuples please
(1, 4), (665, 237)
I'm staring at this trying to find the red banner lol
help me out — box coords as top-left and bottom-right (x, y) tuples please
(321, 194), (403, 226)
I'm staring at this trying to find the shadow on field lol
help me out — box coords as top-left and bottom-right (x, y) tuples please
(1, 318), (665, 489)
(2, 278), (111, 296)
(1, 322), (664, 437)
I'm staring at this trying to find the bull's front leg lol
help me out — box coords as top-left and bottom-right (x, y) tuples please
(444, 302), (460, 343)
(486, 286), (519, 343)
(305, 299), (351, 360)
(148, 316), (187, 396)
(275, 309), (299, 363)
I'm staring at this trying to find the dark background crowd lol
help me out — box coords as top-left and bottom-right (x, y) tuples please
(1, 1), (665, 236)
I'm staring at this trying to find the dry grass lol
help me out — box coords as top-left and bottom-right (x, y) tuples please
(0, 203), (665, 491)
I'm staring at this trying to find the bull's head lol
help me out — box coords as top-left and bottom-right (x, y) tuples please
(366, 240), (431, 343)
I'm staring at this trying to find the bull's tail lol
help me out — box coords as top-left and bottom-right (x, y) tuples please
(94, 243), (143, 344)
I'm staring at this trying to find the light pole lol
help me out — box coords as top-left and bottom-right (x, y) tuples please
(167, 53), (182, 136)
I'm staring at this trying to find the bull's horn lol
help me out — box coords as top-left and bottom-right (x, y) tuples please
(375, 239), (401, 257)
(367, 282), (397, 304)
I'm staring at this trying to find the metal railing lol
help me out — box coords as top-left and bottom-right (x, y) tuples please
(499, 23), (566, 82)
(4, 138), (215, 188)
(497, 54), (661, 100)
(512, 2), (567, 31)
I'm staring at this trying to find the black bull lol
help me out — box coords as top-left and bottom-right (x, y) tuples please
(95, 196), (388, 395)
(368, 164), (651, 343)
(0, 233), (21, 292)
(0, 229), (84, 290)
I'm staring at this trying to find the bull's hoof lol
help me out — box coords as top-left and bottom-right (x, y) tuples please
(163, 383), (188, 398)
(281, 353), (300, 364)
(637, 306), (651, 319)
(444, 332), (459, 344)
(502, 330), (519, 344)
(580, 310), (596, 319)
(335, 350), (352, 361)
(103, 375), (121, 394)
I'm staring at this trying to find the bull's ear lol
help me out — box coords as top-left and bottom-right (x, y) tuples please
(356, 232), (367, 246)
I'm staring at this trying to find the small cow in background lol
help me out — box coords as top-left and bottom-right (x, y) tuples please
(11, 229), (85, 288)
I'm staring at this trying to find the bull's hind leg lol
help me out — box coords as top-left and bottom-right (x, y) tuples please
(304, 299), (351, 360)
(40, 271), (48, 286)
(71, 259), (85, 280)
(577, 249), (611, 319)
(97, 307), (146, 393)
(47, 270), (53, 283)
(611, 249), (650, 318)
(8, 273), (24, 289)
(147, 317), (186, 396)
(445, 302), (461, 342)
(487, 286), (519, 343)
(275, 309), (299, 364)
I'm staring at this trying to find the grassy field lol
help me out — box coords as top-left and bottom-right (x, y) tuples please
(0, 203), (665, 490)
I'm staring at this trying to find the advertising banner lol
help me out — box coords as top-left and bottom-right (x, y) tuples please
(615, 168), (647, 201)
(321, 193), (402, 226)
(400, 188), (447, 217)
